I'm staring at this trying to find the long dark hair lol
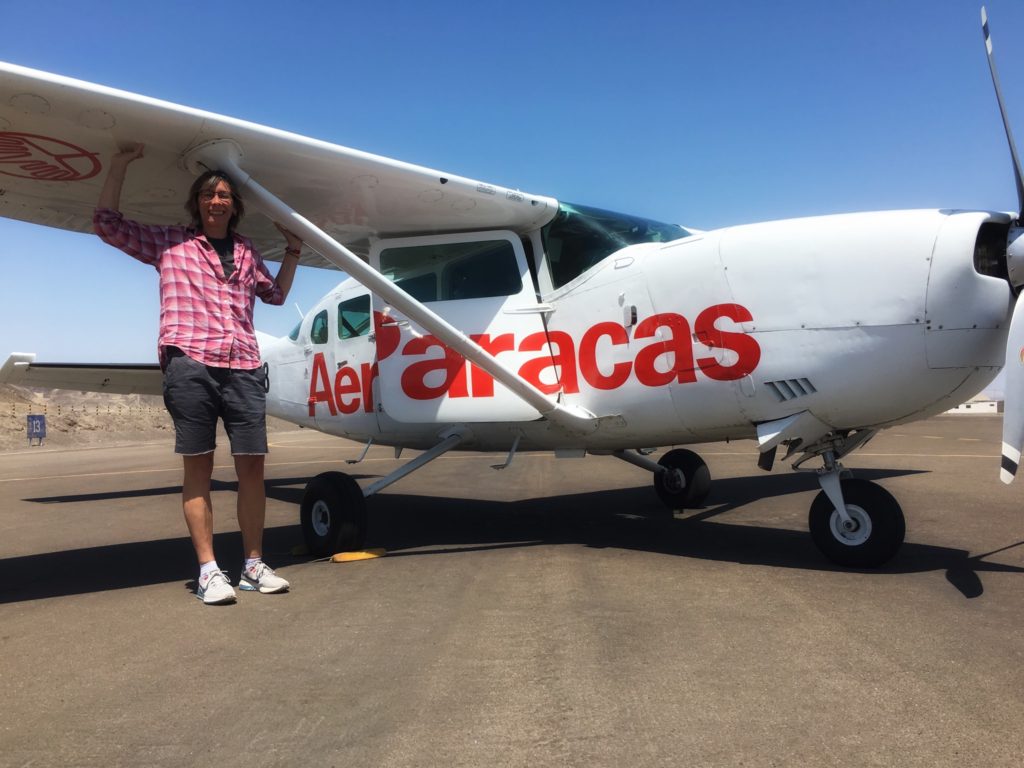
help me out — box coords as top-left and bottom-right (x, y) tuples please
(185, 170), (245, 232)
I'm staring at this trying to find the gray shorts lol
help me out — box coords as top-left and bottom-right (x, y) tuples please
(161, 348), (268, 455)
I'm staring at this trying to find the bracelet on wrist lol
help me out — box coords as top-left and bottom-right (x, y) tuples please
(284, 247), (301, 258)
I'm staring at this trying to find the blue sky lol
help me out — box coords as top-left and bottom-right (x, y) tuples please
(1, 0), (1023, 368)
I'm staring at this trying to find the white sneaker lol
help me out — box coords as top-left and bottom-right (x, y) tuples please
(196, 569), (236, 605)
(239, 562), (290, 594)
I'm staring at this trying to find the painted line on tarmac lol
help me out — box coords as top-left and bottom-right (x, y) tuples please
(857, 452), (997, 458)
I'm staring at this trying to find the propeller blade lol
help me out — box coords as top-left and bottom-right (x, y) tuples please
(982, 6), (1024, 217)
(982, 7), (1024, 482)
(1001, 304), (1024, 483)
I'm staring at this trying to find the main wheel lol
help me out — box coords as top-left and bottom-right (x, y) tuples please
(300, 471), (368, 557)
(654, 448), (712, 510)
(808, 478), (905, 567)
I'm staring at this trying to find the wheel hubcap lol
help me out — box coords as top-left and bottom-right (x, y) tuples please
(311, 500), (331, 537)
(662, 468), (685, 493)
(829, 504), (872, 546)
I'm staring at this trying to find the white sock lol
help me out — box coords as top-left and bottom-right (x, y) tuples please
(199, 560), (220, 583)
(244, 557), (262, 574)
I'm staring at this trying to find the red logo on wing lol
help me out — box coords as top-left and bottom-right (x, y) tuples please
(0, 132), (101, 181)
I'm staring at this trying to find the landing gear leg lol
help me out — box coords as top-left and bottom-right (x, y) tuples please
(299, 429), (466, 557)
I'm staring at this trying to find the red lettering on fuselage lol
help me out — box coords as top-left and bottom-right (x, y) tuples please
(309, 357), (378, 417)
(694, 303), (761, 380)
(307, 304), (760, 416)
(579, 322), (631, 390)
(401, 336), (468, 400)
(307, 353), (336, 417)
(634, 312), (698, 385)
(519, 330), (573, 394)
(469, 333), (516, 397)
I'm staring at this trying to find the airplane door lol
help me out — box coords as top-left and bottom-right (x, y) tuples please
(541, 258), (678, 439)
(309, 286), (382, 437)
(370, 231), (551, 423)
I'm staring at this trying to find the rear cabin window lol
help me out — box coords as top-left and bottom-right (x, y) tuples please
(542, 202), (689, 289)
(338, 295), (371, 340)
(310, 309), (329, 344)
(380, 239), (522, 301)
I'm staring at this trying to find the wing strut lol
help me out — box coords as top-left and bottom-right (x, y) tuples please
(184, 140), (598, 435)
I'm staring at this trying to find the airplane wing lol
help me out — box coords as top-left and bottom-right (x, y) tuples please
(0, 353), (162, 396)
(0, 60), (599, 433)
(0, 61), (559, 267)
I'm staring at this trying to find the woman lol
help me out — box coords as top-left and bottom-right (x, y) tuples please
(94, 143), (302, 605)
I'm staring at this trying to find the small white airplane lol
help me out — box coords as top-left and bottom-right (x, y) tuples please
(2, 9), (1022, 568)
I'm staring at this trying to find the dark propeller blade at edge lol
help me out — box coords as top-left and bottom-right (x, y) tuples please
(1000, 311), (1024, 484)
(983, 7), (1024, 482)
(982, 6), (1024, 218)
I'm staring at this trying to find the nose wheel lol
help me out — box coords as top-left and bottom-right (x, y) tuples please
(808, 478), (905, 567)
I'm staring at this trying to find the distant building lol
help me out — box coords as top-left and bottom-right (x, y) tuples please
(946, 397), (1003, 415)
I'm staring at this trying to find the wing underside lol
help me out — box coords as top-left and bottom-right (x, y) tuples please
(0, 61), (558, 266)
(0, 353), (162, 396)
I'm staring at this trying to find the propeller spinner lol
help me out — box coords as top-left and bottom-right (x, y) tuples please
(982, 6), (1024, 482)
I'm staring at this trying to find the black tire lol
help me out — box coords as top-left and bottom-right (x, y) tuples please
(300, 471), (368, 557)
(654, 448), (712, 510)
(808, 478), (905, 567)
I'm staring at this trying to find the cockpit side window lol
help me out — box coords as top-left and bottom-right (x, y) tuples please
(541, 202), (689, 289)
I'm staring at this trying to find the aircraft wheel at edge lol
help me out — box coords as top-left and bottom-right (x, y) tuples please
(808, 478), (905, 568)
(300, 471), (368, 557)
(654, 448), (712, 510)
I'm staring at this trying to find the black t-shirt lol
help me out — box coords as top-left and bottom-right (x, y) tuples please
(208, 235), (235, 279)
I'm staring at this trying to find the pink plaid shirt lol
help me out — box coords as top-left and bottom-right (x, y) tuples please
(94, 208), (284, 369)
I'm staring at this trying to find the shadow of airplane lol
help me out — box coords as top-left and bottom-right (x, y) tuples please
(22, 475), (380, 506)
(5, 467), (1021, 604)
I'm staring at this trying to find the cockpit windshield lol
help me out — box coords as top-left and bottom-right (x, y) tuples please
(541, 202), (689, 289)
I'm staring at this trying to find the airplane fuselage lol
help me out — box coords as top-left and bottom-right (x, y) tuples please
(263, 207), (1010, 453)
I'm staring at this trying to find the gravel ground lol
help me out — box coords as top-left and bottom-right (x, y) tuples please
(0, 384), (293, 452)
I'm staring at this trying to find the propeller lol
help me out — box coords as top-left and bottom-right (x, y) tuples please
(982, 6), (1024, 483)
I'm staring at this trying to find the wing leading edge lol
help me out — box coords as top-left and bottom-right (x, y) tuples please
(0, 60), (559, 266)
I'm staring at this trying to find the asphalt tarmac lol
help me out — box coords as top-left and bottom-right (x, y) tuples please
(1, 415), (1022, 767)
